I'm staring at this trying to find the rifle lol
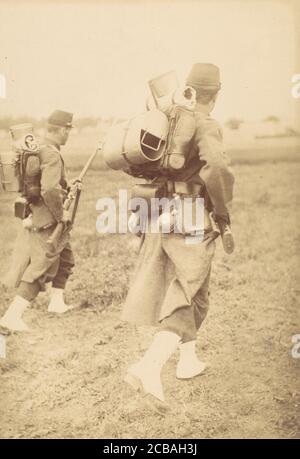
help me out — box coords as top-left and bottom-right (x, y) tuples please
(46, 146), (100, 253)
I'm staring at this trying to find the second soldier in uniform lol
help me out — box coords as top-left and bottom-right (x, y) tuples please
(0, 110), (76, 331)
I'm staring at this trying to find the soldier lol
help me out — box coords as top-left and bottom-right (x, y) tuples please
(123, 63), (235, 405)
(0, 110), (76, 331)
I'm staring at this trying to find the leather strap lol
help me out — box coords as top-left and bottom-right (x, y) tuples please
(167, 180), (203, 197)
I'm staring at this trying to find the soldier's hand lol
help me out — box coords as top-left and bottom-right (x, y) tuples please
(22, 214), (33, 230)
(61, 209), (71, 224)
(69, 177), (82, 191)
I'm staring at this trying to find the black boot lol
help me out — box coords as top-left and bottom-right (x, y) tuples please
(219, 221), (234, 254)
(211, 212), (235, 254)
(218, 214), (234, 254)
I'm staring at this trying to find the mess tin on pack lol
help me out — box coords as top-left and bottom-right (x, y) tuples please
(0, 123), (33, 192)
(102, 71), (198, 179)
(102, 109), (169, 171)
(0, 123), (41, 219)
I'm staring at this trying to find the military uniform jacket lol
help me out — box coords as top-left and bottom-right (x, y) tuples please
(170, 110), (235, 222)
(31, 138), (68, 229)
(122, 109), (235, 327)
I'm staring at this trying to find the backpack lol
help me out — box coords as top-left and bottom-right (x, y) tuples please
(123, 104), (197, 179)
(18, 134), (41, 201)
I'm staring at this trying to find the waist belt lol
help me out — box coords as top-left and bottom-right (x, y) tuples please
(31, 222), (56, 233)
(166, 180), (204, 197)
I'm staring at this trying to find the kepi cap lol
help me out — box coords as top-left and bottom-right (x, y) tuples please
(186, 63), (221, 91)
(47, 110), (74, 128)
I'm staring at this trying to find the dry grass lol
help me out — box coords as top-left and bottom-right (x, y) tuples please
(0, 152), (299, 438)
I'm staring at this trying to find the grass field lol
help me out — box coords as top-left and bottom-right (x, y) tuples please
(0, 146), (299, 438)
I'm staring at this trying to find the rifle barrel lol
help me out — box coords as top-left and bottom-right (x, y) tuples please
(78, 147), (100, 181)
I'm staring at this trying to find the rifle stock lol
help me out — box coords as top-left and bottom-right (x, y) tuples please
(46, 221), (65, 253)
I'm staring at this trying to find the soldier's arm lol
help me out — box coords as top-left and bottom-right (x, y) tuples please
(39, 149), (64, 222)
(196, 115), (234, 222)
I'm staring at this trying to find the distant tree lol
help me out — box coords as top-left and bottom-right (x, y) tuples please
(76, 117), (99, 130)
(224, 117), (244, 130)
(264, 115), (280, 123)
(285, 126), (300, 136)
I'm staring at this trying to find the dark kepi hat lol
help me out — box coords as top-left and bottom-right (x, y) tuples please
(186, 63), (221, 91)
(47, 110), (74, 128)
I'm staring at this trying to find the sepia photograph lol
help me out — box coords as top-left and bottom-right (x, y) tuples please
(0, 0), (299, 441)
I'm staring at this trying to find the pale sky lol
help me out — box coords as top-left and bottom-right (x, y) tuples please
(0, 0), (298, 124)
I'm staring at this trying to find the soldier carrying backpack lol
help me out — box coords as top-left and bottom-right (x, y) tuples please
(104, 63), (235, 408)
(0, 110), (76, 331)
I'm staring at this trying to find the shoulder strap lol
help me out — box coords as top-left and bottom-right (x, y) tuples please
(40, 143), (65, 167)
